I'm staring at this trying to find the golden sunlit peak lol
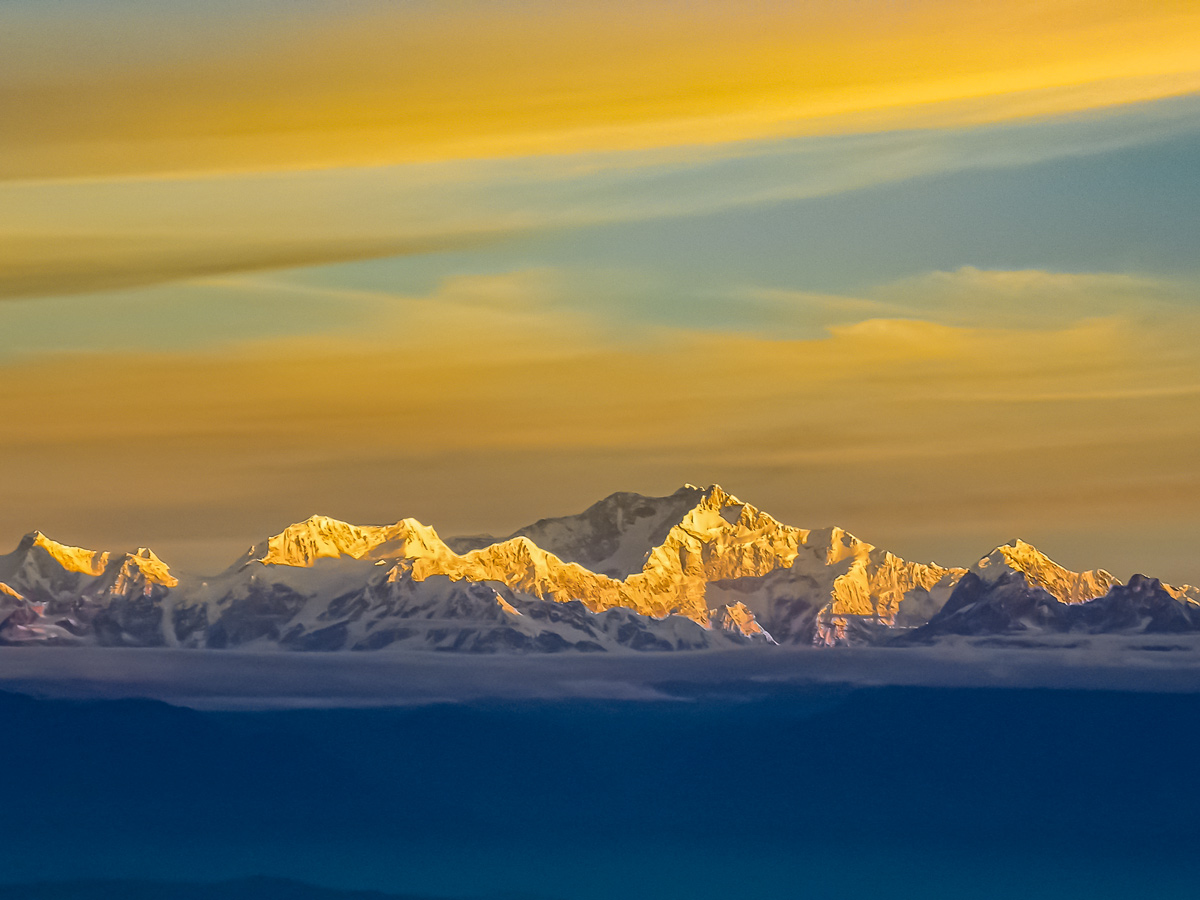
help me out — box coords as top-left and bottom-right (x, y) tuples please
(686, 483), (743, 510)
(975, 539), (1118, 605)
(683, 482), (726, 496)
(121, 547), (179, 588)
(18, 531), (109, 577)
(253, 514), (451, 568)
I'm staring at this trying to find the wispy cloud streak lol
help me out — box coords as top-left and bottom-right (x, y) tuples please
(2, 97), (1196, 302)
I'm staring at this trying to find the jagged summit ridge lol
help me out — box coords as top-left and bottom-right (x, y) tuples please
(4, 531), (109, 578)
(246, 514), (454, 568)
(233, 485), (809, 628)
(0, 537), (182, 646)
(907, 570), (1200, 641)
(448, 484), (717, 578)
(0, 531), (113, 609)
(974, 539), (1117, 604)
(109, 548), (179, 591)
(2, 484), (1197, 651)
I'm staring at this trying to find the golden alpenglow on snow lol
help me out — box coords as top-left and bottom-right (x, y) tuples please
(2, 485), (1198, 650)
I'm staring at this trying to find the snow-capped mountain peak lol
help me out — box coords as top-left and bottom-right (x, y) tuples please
(109, 548), (179, 591)
(907, 569), (1200, 641)
(636, 485), (803, 575)
(1165, 583), (1200, 607)
(0, 531), (112, 607)
(9, 531), (109, 577)
(248, 515), (453, 568)
(973, 539), (1117, 604)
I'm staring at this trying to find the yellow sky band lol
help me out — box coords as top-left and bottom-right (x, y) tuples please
(3, 0), (1199, 178)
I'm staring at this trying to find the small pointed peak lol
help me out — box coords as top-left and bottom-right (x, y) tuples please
(127, 547), (172, 571)
(973, 538), (1118, 604)
(13, 531), (108, 576)
(690, 483), (744, 507)
(396, 516), (441, 537)
(978, 539), (1042, 565)
(1125, 573), (1163, 591)
(493, 535), (546, 558)
(829, 524), (865, 544)
(117, 547), (178, 587)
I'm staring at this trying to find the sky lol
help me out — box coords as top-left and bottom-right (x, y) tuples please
(2, 0), (1199, 582)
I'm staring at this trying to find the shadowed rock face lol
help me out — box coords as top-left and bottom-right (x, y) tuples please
(446, 485), (709, 579)
(909, 572), (1070, 638)
(1074, 575), (1200, 633)
(907, 571), (1200, 641)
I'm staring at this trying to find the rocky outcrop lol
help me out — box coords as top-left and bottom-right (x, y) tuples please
(906, 571), (1200, 641)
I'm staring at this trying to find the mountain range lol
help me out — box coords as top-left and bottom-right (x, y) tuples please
(1, 484), (1197, 651)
